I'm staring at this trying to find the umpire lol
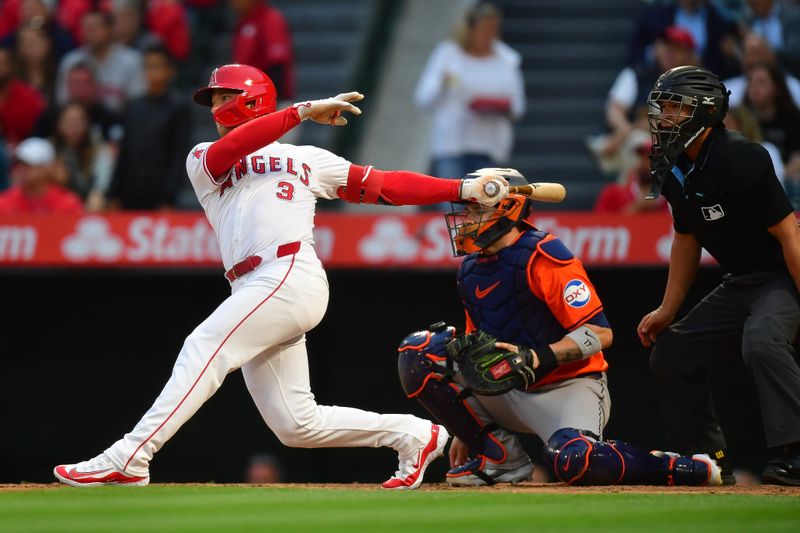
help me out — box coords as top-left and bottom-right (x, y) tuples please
(637, 65), (800, 486)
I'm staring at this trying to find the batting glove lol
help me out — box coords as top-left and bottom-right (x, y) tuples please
(294, 92), (364, 126)
(459, 174), (509, 205)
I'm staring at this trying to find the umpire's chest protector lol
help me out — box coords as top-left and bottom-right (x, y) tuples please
(457, 230), (567, 349)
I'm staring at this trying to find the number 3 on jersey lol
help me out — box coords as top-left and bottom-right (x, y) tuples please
(276, 181), (294, 200)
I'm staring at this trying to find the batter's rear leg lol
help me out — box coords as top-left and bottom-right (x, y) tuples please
(242, 337), (448, 490)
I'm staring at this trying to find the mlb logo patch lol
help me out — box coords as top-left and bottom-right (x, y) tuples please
(701, 204), (725, 221)
(564, 279), (591, 308)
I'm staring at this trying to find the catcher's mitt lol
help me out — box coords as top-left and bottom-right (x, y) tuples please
(445, 330), (536, 395)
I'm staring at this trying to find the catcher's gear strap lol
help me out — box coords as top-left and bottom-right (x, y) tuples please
(566, 325), (603, 357)
(342, 165), (460, 205)
(205, 107), (301, 180)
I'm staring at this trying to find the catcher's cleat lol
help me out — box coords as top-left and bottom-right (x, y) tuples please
(54, 453), (149, 487)
(650, 451), (722, 486)
(446, 453), (534, 486)
(763, 453), (800, 486)
(382, 424), (449, 490)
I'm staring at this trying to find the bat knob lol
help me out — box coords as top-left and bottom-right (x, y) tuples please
(482, 180), (501, 197)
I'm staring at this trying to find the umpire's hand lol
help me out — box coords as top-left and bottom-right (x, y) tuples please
(637, 306), (675, 347)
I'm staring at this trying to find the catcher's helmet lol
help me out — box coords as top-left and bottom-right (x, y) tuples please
(193, 64), (277, 128)
(646, 65), (729, 196)
(445, 168), (533, 256)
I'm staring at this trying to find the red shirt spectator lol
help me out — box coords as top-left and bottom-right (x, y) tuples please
(146, 0), (191, 62)
(0, 137), (83, 214)
(231, 0), (295, 99)
(0, 46), (46, 144)
(594, 140), (668, 214)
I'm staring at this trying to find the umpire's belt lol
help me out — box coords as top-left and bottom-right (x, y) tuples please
(225, 241), (301, 282)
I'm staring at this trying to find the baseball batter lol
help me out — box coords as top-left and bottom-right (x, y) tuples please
(54, 64), (509, 489)
(395, 170), (723, 486)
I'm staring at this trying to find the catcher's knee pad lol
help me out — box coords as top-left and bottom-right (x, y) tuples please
(397, 324), (506, 461)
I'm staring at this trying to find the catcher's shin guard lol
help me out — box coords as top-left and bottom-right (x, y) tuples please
(545, 428), (719, 485)
(397, 327), (506, 461)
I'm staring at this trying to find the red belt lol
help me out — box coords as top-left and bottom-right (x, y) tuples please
(225, 241), (301, 282)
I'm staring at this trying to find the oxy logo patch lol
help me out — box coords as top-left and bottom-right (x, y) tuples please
(701, 204), (725, 221)
(563, 279), (591, 308)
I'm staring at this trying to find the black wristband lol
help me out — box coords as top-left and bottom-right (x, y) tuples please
(534, 344), (557, 373)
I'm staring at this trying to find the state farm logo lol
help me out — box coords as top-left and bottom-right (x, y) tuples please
(359, 218), (418, 261)
(61, 216), (221, 263)
(533, 217), (629, 262)
(62, 217), (124, 261)
(357, 217), (459, 263)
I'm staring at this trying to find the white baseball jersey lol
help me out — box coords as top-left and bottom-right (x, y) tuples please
(185, 141), (351, 270)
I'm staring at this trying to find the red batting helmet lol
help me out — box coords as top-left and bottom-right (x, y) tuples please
(193, 64), (278, 128)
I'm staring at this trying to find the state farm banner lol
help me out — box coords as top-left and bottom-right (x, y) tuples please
(0, 212), (686, 269)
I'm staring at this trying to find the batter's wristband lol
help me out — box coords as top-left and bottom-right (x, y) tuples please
(534, 344), (557, 373)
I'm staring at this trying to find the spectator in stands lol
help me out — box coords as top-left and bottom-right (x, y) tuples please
(0, 0), (76, 61)
(113, 0), (161, 54)
(229, 0), (295, 100)
(107, 46), (189, 210)
(55, 10), (146, 112)
(723, 105), (785, 186)
(0, 45), (46, 145)
(414, 3), (525, 183)
(0, 136), (83, 214)
(593, 26), (697, 178)
(52, 102), (114, 212)
(744, 62), (800, 167)
(34, 62), (122, 142)
(594, 137), (668, 214)
(724, 33), (800, 108)
(14, 22), (57, 102)
(741, 0), (800, 75)
(244, 453), (285, 484)
(0, 137), (8, 190)
(145, 0), (191, 64)
(628, 0), (739, 78)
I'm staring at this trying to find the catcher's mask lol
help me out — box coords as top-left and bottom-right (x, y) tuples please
(193, 64), (278, 128)
(646, 65), (728, 197)
(445, 169), (532, 256)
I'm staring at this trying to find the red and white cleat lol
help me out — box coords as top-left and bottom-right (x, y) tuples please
(382, 424), (449, 490)
(54, 453), (149, 487)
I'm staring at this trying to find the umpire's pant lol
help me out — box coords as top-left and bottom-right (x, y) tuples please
(650, 271), (800, 455)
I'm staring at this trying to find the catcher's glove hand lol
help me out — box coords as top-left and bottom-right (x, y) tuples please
(445, 330), (536, 395)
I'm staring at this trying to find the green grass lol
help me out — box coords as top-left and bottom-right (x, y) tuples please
(0, 486), (798, 533)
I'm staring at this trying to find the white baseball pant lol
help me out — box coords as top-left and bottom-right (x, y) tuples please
(104, 243), (433, 476)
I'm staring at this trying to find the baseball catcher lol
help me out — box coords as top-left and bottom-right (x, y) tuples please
(395, 169), (723, 486)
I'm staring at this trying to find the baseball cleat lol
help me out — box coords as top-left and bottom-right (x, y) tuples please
(446, 453), (534, 486)
(763, 453), (800, 486)
(382, 424), (449, 490)
(650, 450), (722, 486)
(54, 453), (149, 487)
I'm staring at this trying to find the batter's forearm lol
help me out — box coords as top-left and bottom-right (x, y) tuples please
(342, 165), (460, 205)
(206, 107), (302, 177)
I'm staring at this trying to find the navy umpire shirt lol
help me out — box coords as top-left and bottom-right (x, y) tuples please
(661, 127), (794, 275)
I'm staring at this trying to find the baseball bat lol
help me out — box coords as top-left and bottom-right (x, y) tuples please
(483, 181), (567, 203)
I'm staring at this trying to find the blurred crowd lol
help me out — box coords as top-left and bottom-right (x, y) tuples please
(593, 0), (800, 213)
(0, 0), (293, 214)
(3, 0), (800, 216)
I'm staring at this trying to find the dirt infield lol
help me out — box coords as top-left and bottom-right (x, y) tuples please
(1, 482), (798, 495)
